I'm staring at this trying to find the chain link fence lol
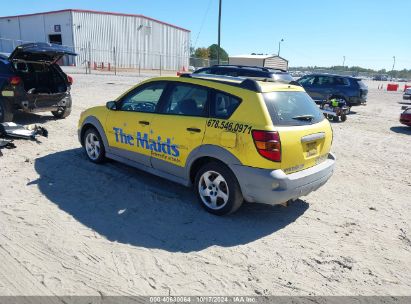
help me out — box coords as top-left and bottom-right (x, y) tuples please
(0, 38), (195, 77)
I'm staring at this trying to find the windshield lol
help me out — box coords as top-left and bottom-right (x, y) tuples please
(263, 91), (324, 126)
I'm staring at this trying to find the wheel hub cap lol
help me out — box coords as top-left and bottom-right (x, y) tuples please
(198, 170), (229, 210)
(85, 133), (101, 160)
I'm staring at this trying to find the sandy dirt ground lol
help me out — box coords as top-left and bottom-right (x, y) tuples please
(0, 74), (410, 296)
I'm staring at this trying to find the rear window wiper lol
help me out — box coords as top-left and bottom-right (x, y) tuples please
(292, 115), (314, 121)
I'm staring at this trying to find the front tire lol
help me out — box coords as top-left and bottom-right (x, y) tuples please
(194, 162), (243, 215)
(0, 98), (14, 123)
(83, 128), (106, 163)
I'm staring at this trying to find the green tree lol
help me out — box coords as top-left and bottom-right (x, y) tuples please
(194, 47), (210, 59)
(208, 44), (229, 61)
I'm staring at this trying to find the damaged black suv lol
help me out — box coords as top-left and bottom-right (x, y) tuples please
(0, 43), (77, 122)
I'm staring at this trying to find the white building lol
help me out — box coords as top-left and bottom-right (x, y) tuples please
(229, 54), (288, 71)
(0, 9), (191, 70)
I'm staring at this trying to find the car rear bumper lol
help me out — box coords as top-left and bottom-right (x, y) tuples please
(348, 96), (367, 106)
(232, 153), (336, 205)
(19, 93), (71, 113)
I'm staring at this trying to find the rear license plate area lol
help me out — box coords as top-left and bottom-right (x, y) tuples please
(304, 141), (319, 158)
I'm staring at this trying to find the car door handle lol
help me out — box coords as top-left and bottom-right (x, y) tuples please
(138, 121), (150, 125)
(186, 127), (201, 133)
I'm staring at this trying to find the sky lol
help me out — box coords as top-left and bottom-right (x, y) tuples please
(1, 0), (409, 70)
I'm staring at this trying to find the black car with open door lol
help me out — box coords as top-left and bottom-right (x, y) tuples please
(0, 43), (77, 122)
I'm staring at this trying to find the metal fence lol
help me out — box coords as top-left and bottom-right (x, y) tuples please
(0, 38), (192, 75)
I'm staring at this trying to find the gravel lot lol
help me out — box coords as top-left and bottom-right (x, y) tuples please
(0, 73), (410, 296)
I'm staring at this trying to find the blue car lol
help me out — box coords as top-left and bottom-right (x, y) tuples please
(297, 74), (368, 107)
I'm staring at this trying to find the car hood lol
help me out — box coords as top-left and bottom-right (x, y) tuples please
(9, 43), (77, 64)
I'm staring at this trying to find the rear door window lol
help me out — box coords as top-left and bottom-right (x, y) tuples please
(161, 83), (209, 117)
(334, 77), (350, 86)
(210, 91), (241, 119)
(316, 76), (333, 86)
(263, 91), (324, 126)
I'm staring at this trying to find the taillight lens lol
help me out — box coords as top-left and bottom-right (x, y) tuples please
(252, 130), (281, 162)
(9, 76), (21, 86)
(67, 75), (73, 85)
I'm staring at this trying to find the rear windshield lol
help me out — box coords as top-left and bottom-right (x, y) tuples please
(263, 91), (324, 126)
(356, 79), (368, 90)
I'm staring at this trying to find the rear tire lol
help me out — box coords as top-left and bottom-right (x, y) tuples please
(52, 106), (72, 119)
(51, 98), (72, 119)
(0, 98), (14, 123)
(194, 161), (243, 215)
(341, 114), (347, 122)
(332, 115), (339, 122)
(83, 128), (106, 163)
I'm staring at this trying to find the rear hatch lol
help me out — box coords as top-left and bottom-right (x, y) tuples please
(9, 43), (77, 64)
(262, 90), (333, 174)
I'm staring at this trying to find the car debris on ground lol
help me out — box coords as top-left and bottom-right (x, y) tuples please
(0, 122), (48, 156)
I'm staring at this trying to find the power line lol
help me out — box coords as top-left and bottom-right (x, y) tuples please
(192, 0), (213, 50)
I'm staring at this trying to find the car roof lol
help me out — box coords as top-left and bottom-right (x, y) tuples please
(141, 75), (304, 93)
(303, 73), (356, 79)
(199, 65), (288, 74)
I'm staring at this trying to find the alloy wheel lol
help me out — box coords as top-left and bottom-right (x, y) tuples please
(198, 170), (229, 210)
(85, 132), (101, 161)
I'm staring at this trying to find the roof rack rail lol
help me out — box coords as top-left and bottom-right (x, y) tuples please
(210, 64), (287, 73)
(180, 73), (263, 92)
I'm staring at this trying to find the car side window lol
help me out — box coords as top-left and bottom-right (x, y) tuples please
(334, 77), (349, 86)
(317, 76), (333, 86)
(196, 68), (212, 74)
(161, 83), (209, 117)
(211, 91), (241, 119)
(119, 82), (166, 113)
(298, 76), (315, 85)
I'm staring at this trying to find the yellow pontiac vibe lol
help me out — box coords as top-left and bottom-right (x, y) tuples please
(78, 74), (336, 215)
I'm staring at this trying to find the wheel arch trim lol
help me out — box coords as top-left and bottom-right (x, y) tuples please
(79, 116), (108, 149)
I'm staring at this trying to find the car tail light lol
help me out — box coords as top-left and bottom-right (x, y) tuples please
(252, 130), (281, 162)
(67, 75), (73, 85)
(9, 76), (21, 86)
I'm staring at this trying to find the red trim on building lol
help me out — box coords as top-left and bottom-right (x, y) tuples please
(0, 9), (190, 32)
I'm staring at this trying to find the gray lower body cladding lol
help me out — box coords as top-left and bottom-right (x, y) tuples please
(231, 153), (336, 205)
(79, 118), (336, 206)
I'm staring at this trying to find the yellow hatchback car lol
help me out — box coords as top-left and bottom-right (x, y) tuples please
(78, 74), (336, 215)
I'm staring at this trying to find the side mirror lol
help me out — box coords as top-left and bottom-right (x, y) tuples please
(106, 101), (117, 110)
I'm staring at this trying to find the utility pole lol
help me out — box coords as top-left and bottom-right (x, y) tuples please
(342, 56), (346, 68)
(390, 56), (396, 80)
(277, 38), (284, 56)
(217, 0), (222, 64)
